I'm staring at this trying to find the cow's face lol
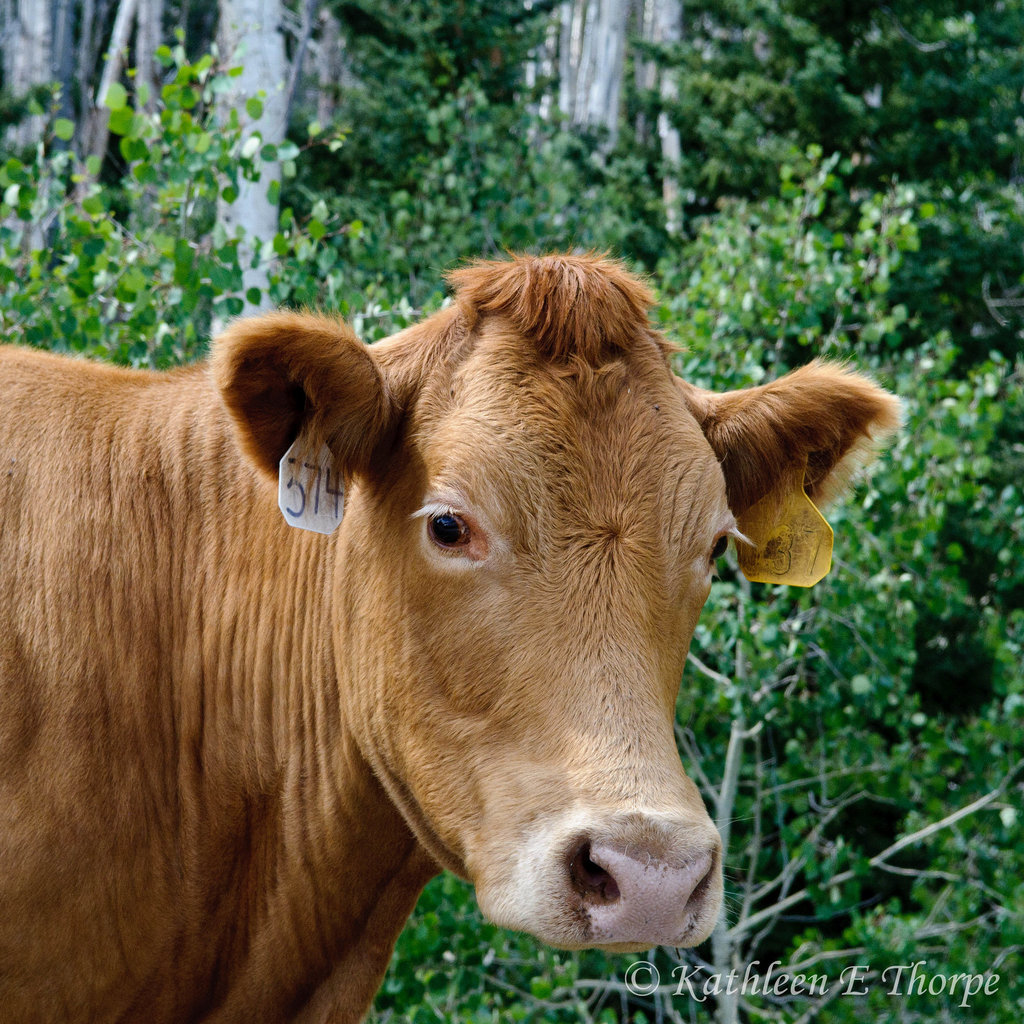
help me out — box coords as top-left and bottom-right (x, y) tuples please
(215, 255), (900, 953)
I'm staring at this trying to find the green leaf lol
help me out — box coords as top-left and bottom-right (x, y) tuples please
(54, 118), (75, 141)
(104, 82), (128, 111)
(107, 107), (134, 136)
(246, 97), (264, 120)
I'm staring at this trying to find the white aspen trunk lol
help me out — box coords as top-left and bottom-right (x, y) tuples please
(216, 0), (288, 315)
(557, 0), (628, 148)
(314, 8), (357, 127)
(3, 0), (54, 150)
(576, 0), (628, 144)
(84, 0), (138, 160)
(288, 0), (318, 127)
(135, 0), (165, 113)
(76, 0), (98, 116)
(634, 0), (654, 143)
(557, 0), (583, 122)
(653, 0), (683, 233)
(315, 9), (340, 125)
(51, 0), (75, 127)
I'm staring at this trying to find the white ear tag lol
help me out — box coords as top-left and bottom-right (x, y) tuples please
(278, 438), (344, 535)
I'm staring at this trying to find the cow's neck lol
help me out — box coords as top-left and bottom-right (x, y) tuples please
(174, 416), (438, 1018)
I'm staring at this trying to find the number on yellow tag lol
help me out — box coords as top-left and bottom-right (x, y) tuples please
(736, 465), (833, 587)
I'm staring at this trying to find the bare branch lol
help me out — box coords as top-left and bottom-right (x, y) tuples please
(879, 5), (948, 52)
(729, 759), (1023, 942)
(687, 651), (732, 689)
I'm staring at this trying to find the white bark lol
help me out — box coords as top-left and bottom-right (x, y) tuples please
(216, 0), (289, 314)
(76, 0), (99, 115)
(314, 8), (341, 125)
(652, 0), (683, 233)
(84, 0), (139, 159)
(284, 0), (317, 128)
(557, 0), (629, 148)
(557, 0), (577, 121)
(576, 0), (628, 144)
(135, 0), (165, 112)
(2, 0), (54, 150)
(314, 8), (358, 126)
(51, 0), (75, 126)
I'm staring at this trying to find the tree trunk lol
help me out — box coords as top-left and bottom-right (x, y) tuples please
(216, 0), (289, 315)
(557, 0), (629, 149)
(136, 0), (165, 113)
(284, 0), (317, 129)
(634, 0), (654, 144)
(51, 0), (76, 129)
(2, 0), (54, 150)
(557, 1), (573, 121)
(314, 8), (343, 126)
(76, 0), (98, 118)
(83, 0), (139, 161)
(652, 0), (683, 234)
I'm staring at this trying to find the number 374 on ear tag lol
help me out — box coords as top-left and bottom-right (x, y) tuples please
(736, 466), (833, 587)
(278, 439), (344, 535)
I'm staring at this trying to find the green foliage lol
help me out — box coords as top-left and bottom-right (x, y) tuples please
(659, 149), (919, 380)
(0, 45), (388, 364)
(631, 0), (1024, 361)
(290, 0), (653, 307)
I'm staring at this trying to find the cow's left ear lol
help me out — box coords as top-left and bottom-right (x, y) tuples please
(212, 312), (396, 478)
(677, 360), (901, 516)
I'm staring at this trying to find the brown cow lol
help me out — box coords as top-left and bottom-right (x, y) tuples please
(0, 254), (899, 1022)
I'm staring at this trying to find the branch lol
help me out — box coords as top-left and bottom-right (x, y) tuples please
(687, 651), (732, 689)
(675, 723), (715, 796)
(729, 759), (1023, 942)
(879, 5), (948, 52)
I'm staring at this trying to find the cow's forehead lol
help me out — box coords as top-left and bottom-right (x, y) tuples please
(409, 318), (729, 556)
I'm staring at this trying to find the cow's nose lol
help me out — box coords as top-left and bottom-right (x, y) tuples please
(567, 836), (718, 946)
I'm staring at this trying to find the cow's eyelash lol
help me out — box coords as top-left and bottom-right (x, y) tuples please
(411, 502), (465, 521)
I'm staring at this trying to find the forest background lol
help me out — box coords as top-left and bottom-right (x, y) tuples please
(1, 1), (1022, 1021)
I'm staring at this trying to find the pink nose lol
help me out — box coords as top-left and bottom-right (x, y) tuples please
(569, 839), (717, 946)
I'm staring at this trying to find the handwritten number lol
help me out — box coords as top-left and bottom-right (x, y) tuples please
(284, 457), (306, 518)
(303, 460), (321, 515)
(324, 466), (343, 517)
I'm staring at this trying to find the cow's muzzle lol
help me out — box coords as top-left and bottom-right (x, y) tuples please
(473, 808), (723, 951)
(567, 830), (719, 947)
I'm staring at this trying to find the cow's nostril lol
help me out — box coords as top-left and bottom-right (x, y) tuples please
(569, 841), (620, 903)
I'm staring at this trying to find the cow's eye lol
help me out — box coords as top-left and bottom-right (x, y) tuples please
(711, 535), (729, 561)
(429, 512), (470, 548)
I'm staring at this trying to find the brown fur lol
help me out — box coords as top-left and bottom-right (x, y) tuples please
(449, 252), (674, 365)
(0, 254), (899, 1022)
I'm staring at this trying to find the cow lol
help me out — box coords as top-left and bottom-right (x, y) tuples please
(0, 254), (899, 1022)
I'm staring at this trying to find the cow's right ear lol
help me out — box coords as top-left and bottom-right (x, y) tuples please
(212, 312), (396, 479)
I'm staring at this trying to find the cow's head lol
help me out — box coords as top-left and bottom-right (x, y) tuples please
(214, 255), (899, 951)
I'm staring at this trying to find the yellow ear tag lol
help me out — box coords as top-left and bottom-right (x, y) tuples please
(736, 465), (834, 587)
